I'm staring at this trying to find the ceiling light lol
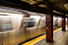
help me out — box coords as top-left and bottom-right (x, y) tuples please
(64, 3), (68, 10)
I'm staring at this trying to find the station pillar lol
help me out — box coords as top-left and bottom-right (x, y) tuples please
(46, 8), (53, 42)
(67, 18), (68, 27)
(62, 15), (66, 31)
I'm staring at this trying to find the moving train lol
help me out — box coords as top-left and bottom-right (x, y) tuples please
(0, 7), (67, 45)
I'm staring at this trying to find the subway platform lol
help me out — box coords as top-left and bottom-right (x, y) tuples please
(21, 26), (68, 45)
(0, 0), (68, 45)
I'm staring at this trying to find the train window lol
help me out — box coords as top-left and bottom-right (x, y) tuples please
(22, 17), (35, 27)
(0, 13), (23, 32)
(27, 18), (35, 27)
(0, 15), (13, 32)
(30, 16), (41, 26)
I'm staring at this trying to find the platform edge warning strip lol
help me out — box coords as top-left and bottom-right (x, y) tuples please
(22, 27), (62, 45)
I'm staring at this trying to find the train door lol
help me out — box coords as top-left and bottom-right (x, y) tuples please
(53, 16), (57, 29)
(66, 18), (67, 25)
(30, 15), (43, 37)
(53, 16), (58, 29)
(57, 17), (62, 27)
(38, 15), (46, 33)
(66, 18), (67, 30)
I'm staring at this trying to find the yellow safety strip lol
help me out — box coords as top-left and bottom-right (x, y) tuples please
(22, 25), (67, 45)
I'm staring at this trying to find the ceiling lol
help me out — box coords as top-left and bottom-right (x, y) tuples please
(21, 0), (68, 13)
(0, 0), (68, 14)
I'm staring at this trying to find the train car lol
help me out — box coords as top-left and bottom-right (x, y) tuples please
(0, 7), (63, 45)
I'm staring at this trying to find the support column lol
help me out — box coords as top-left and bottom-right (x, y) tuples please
(67, 18), (68, 27)
(46, 8), (53, 42)
(62, 15), (66, 31)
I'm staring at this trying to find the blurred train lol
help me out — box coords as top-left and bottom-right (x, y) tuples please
(0, 7), (67, 45)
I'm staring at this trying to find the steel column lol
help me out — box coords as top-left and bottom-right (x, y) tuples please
(62, 15), (66, 31)
(67, 18), (68, 27)
(46, 9), (53, 42)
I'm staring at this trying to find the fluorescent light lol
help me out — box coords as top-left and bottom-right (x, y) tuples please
(53, 10), (64, 15)
(64, 3), (68, 10)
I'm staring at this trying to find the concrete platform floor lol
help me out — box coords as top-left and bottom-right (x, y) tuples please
(46, 28), (68, 45)
(35, 27), (68, 45)
(46, 31), (67, 45)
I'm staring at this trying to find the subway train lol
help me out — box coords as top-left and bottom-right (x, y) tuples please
(0, 7), (67, 45)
